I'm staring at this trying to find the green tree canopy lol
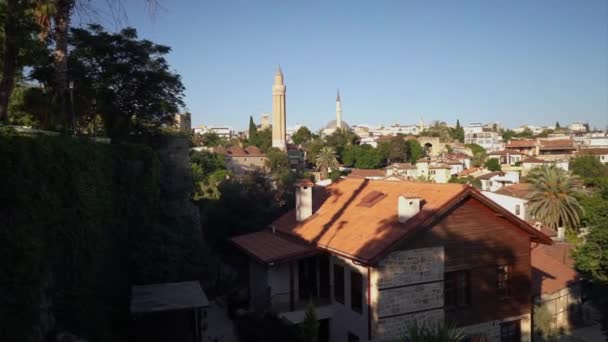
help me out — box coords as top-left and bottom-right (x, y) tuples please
(570, 155), (608, 183)
(484, 158), (501, 171)
(464, 143), (486, 156)
(248, 116), (258, 145)
(325, 128), (359, 159)
(343, 144), (382, 169)
(31, 24), (185, 138)
(265, 147), (289, 171)
(406, 139), (424, 163)
(292, 126), (312, 145)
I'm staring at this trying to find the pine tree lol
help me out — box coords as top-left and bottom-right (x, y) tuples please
(456, 119), (461, 129)
(555, 121), (561, 129)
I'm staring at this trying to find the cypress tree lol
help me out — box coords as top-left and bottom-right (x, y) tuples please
(248, 116), (258, 145)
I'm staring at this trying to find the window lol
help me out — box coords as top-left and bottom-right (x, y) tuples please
(515, 204), (521, 216)
(333, 264), (344, 304)
(500, 320), (521, 342)
(497, 265), (511, 298)
(445, 271), (470, 308)
(347, 332), (360, 342)
(350, 271), (363, 313)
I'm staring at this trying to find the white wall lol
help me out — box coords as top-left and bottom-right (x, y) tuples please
(329, 255), (371, 342)
(481, 191), (528, 220)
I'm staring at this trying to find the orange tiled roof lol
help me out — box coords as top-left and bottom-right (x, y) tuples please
(231, 230), (318, 264)
(494, 183), (532, 199)
(506, 139), (537, 148)
(348, 169), (386, 178)
(384, 163), (417, 170)
(532, 244), (578, 295)
(458, 167), (482, 176)
(539, 139), (575, 150)
(267, 178), (551, 263)
(578, 148), (608, 156)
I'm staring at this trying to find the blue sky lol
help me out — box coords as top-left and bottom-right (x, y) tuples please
(83, 0), (607, 131)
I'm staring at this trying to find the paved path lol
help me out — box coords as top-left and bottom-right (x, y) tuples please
(204, 301), (239, 342)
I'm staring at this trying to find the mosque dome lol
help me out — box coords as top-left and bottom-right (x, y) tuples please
(324, 120), (351, 130)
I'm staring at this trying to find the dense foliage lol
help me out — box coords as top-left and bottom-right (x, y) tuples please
(0, 132), (205, 341)
(570, 155), (608, 185)
(292, 126), (312, 145)
(343, 144), (383, 169)
(484, 158), (501, 171)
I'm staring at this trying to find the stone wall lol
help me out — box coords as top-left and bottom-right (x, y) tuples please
(461, 314), (532, 342)
(377, 247), (444, 289)
(377, 282), (443, 317)
(375, 309), (444, 341)
(373, 247), (445, 341)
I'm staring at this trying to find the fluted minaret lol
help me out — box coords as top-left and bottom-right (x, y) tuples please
(336, 89), (342, 130)
(272, 66), (287, 151)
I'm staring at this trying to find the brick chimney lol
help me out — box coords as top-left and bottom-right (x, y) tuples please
(295, 179), (314, 222)
(398, 195), (421, 223)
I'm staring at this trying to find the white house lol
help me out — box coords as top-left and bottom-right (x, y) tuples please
(478, 171), (520, 192)
(578, 148), (608, 164)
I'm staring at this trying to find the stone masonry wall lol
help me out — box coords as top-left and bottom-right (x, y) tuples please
(375, 309), (444, 341)
(378, 282), (443, 317)
(461, 314), (531, 342)
(374, 247), (445, 341)
(377, 247), (444, 288)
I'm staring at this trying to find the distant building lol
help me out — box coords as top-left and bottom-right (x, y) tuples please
(487, 150), (526, 165)
(577, 148), (608, 164)
(272, 66), (287, 151)
(214, 146), (268, 174)
(505, 139), (538, 156)
(568, 122), (587, 133)
(477, 171), (520, 192)
(322, 90), (351, 136)
(465, 131), (503, 152)
(287, 144), (306, 169)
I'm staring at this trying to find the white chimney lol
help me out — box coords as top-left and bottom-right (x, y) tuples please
(295, 180), (314, 222)
(557, 227), (565, 241)
(398, 195), (421, 223)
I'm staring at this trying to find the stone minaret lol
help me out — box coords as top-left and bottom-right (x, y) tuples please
(336, 89), (342, 129)
(272, 66), (287, 151)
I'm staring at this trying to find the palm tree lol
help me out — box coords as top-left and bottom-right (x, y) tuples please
(315, 146), (338, 179)
(526, 166), (583, 229)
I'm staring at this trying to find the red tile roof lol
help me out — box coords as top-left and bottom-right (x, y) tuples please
(266, 178), (551, 263)
(578, 148), (608, 156)
(522, 157), (547, 164)
(532, 243), (578, 295)
(348, 169), (386, 178)
(384, 163), (417, 170)
(506, 139), (537, 148)
(231, 230), (318, 264)
(458, 167), (482, 176)
(539, 139), (575, 150)
(494, 183), (532, 199)
(477, 171), (504, 180)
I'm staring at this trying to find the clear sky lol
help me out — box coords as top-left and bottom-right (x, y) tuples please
(83, 0), (608, 131)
